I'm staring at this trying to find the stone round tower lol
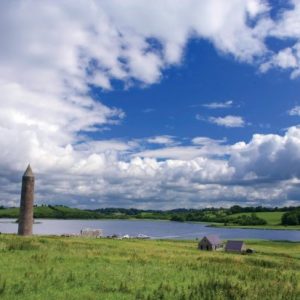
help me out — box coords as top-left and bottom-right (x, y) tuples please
(18, 164), (35, 236)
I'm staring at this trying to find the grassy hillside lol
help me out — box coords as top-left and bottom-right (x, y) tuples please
(0, 235), (299, 299)
(212, 211), (300, 229)
(0, 206), (168, 220)
(231, 211), (285, 225)
(0, 206), (106, 219)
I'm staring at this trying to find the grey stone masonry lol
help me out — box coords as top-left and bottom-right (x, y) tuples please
(18, 165), (35, 236)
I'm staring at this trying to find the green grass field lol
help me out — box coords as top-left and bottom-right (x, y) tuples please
(205, 211), (300, 230)
(0, 235), (299, 300)
(218, 211), (300, 230)
(231, 212), (285, 225)
(0, 206), (102, 219)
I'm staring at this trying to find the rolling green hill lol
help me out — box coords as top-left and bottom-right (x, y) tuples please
(230, 211), (285, 225)
(0, 205), (102, 219)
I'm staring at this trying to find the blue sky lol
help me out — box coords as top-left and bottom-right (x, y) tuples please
(1, 0), (300, 209)
(97, 38), (299, 144)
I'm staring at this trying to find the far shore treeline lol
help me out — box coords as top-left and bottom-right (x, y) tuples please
(0, 204), (300, 227)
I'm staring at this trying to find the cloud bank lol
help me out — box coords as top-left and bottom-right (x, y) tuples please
(2, 127), (300, 209)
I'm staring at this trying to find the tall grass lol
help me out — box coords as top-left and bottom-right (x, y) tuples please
(0, 235), (299, 299)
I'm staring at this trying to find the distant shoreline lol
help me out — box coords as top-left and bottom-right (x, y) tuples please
(206, 223), (300, 231)
(1, 216), (300, 231)
(1, 205), (300, 231)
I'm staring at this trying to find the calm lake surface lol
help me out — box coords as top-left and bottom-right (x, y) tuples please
(0, 219), (299, 241)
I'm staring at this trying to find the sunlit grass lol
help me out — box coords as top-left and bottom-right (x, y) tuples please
(0, 235), (299, 299)
(232, 212), (285, 225)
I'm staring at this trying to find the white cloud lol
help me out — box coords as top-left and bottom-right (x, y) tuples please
(288, 105), (300, 116)
(136, 146), (212, 160)
(269, 0), (300, 38)
(136, 138), (230, 160)
(147, 135), (176, 145)
(260, 47), (299, 74)
(272, 48), (298, 69)
(260, 0), (300, 78)
(229, 126), (300, 181)
(202, 100), (233, 109)
(208, 116), (245, 128)
(3, 126), (300, 208)
(192, 137), (227, 146)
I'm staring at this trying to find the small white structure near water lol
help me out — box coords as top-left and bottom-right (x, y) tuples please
(80, 228), (103, 238)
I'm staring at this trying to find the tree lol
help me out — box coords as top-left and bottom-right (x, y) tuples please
(170, 215), (185, 222)
(281, 212), (299, 225)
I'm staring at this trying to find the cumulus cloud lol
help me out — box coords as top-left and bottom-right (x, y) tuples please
(260, 46), (299, 75)
(260, 0), (300, 78)
(208, 116), (245, 128)
(196, 114), (246, 128)
(3, 128), (300, 209)
(229, 126), (300, 181)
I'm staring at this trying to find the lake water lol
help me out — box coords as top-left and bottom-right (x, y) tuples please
(0, 219), (299, 241)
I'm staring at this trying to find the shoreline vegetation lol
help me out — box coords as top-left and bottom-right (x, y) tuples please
(0, 235), (299, 299)
(0, 205), (300, 230)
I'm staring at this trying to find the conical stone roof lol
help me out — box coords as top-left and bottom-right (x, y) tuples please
(23, 164), (34, 177)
